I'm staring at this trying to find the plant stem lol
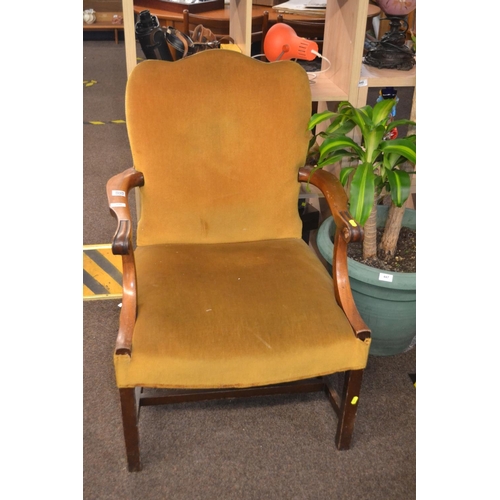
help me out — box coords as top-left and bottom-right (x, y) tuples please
(362, 198), (378, 260)
(380, 204), (406, 257)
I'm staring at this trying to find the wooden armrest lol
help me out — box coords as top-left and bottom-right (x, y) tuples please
(298, 167), (370, 341)
(298, 166), (362, 243)
(106, 168), (145, 356)
(106, 168), (144, 255)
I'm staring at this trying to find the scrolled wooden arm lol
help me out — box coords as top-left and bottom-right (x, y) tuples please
(106, 168), (145, 255)
(298, 167), (362, 244)
(298, 166), (370, 341)
(106, 168), (145, 356)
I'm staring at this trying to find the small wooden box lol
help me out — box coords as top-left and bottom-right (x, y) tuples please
(157, 0), (224, 14)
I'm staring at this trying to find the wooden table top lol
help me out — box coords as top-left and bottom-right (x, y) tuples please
(133, 0), (381, 23)
(133, 0), (314, 22)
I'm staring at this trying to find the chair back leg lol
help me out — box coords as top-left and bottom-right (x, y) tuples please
(335, 369), (364, 450)
(119, 388), (142, 472)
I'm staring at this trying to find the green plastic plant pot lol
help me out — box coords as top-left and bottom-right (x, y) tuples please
(316, 205), (416, 356)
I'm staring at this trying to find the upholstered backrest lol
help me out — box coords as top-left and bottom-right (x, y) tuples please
(125, 51), (312, 245)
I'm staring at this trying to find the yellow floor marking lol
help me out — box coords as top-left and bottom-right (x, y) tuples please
(83, 244), (123, 300)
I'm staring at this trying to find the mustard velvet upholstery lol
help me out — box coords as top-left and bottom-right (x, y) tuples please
(125, 52), (312, 245)
(114, 239), (371, 388)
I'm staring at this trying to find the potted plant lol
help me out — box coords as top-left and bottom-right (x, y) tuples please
(307, 98), (416, 356)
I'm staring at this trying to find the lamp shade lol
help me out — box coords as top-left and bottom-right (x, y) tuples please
(264, 23), (319, 61)
(375, 0), (416, 16)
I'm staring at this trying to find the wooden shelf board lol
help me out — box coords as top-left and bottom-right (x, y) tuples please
(309, 74), (347, 102)
(83, 21), (124, 30)
(360, 63), (416, 88)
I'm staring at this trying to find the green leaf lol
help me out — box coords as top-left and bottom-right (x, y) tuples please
(325, 117), (356, 136)
(386, 169), (412, 207)
(387, 119), (416, 132)
(383, 151), (403, 169)
(317, 150), (356, 168)
(393, 156), (413, 168)
(372, 98), (397, 126)
(319, 135), (364, 160)
(374, 175), (385, 190)
(308, 110), (336, 130)
(308, 135), (317, 152)
(379, 138), (416, 164)
(358, 105), (373, 120)
(348, 162), (375, 226)
(363, 125), (386, 163)
(350, 107), (371, 139)
(337, 101), (353, 115)
(339, 166), (356, 186)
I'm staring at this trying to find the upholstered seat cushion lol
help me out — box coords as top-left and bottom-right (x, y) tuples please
(114, 238), (371, 389)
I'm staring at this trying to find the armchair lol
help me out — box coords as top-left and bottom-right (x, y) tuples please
(106, 50), (371, 472)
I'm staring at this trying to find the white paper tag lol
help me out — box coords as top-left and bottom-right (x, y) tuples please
(110, 202), (126, 208)
(112, 190), (126, 197)
(358, 79), (368, 87)
(379, 272), (393, 283)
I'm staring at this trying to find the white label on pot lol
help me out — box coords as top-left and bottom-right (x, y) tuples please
(112, 190), (126, 197)
(379, 272), (393, 282)
(110, 202), (126, 208)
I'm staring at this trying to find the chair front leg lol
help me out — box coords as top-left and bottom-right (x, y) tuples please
(119, 387), (142, 472)
(335, 369), (364, 450)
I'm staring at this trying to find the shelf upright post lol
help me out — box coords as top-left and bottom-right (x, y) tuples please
(230, 0), (252, 56)
(122, 0), (138, 77)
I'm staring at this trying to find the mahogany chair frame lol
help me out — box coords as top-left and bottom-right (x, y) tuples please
(107, 166), (370, 472)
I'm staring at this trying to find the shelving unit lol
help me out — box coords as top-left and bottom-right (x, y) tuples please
(120, 0), (415, 107)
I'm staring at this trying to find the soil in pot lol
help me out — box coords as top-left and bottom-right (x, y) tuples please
(347, 226), (416, 273)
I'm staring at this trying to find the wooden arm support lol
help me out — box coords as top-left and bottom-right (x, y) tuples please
(106, 168), (145, 356)
(298, 167), (371, 341)
(106, 168), (145, 254)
